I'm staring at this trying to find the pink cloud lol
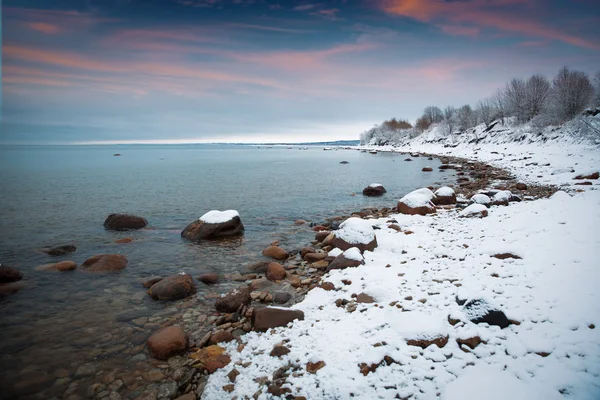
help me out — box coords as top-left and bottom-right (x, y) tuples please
(27, 22), (62, 34)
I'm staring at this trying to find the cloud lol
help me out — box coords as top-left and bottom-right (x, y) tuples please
(27, 22), (62, 34)
(380, 0), (600, 49)
(293, 4), (320, 11)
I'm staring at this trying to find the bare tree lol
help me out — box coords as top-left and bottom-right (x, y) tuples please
(422, 106), (444, 124)
(476, 99), (494, 128)
(551, 66), (594, 121)
(443, 106), (456, 137)
(504, 78), (528, 123)
(525, 74), (551, 120)
(593, 71), (600, 107)
(457, 104), (476, 131)
(492, 89), (506, 124)
(415, 116), (431, 132)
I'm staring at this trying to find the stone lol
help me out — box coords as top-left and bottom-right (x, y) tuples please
(245, 261), (270, 273)
(157, 381), (178, 399)
(406, 335), (449, 349)
(516, 182), (528, 190)
(0, 264), (23, 283)
(315, 231), (331, 242)
(75, 363), (97, 377)
(356, 293), (375, 303)
(266, 262), (287, 281)
(326, 254), (363, 272)
(311, 260), (329, 269)
(115, 237), (133, 244)
(422, 167), (433, 172)
(303, 252), (327, 263)
(362, 184), (387, 197)
(457, 336), (482, 350)
(174, 394), (196, 400)
(80, 254), (128, 272)
(222, 384), (235, 393)
(227, 369), (240, 383)
(300, 247), (316, 258)
(492, 253), (522, 260)
(104, 214), (148, 231)
(189, 345), (231, 374)
(270, 344), (291, 357)
(331, 233), (377, 253)
(574, 171), (599, 180)
(215, 286), (251, 313)
(141, 276), (163, 288)
(35, 260), (77, 272)
(40, 244), (77, 256)
(433, 187), (457, 205)
(294, 219), (307, 225)
(198, 273), (219, 285)
(252, 307), (305, 332)
(147, 274), (196, 301)
(319, 282), (335, 291)
(273, 292), (292, 304)
(306, 361), (325, 374)
(147, 326), (188, 360)
(397, 200), (436, 216)
(262, 246), (288, 260)
(145, 370), (166, 382)
(209, 330), (234, 345)
(181, 214), (244, 241)
(463, 299), (509, 328)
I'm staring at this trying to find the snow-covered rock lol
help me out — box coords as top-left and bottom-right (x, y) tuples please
(470, 193), (491, 206)
(459, 204), (489, 218)
(327, 247), (364, 272)
(398, 188), (437, 215)
(331, 217), (377, 253)
(492, 190), (512, 206)
(181, 210), (244, 241)
(362, 183), (387, 197)
(434, 186), (457, 205)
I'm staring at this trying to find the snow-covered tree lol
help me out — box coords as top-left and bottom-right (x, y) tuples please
(525, 74), (551, 120)
(443, 106), (456, 137)
(492, 89), (506, 124)
(476, 99), (494, 128)
(550, 66), (594, 122)
(457, 104), (476, 131)
(422, 106), (444, 124)
(593, 71), (600, 107)
(504, 78), (528, 123)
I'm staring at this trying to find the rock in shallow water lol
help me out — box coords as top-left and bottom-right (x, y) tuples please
(104, 213), (148, 231)
(147, 274), (196, 301)
(181, 211), (244, 241)
(36, 260), (77, 272)
(0, 264), (23, 283)
(40, 244), (76, 256)
(147, 326), (188, 360)
(80, 254), (128, 272)
(215, 286), (251, 313)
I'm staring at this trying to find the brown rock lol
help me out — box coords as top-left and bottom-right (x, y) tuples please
(287, 275), (302, 288)
(303, 252), (327, 263)
(215, 286), (251, 313)
(198, 273), (219, 285)
(331, 235), (377, 253)
(40, 244), (77, 256)
(252, 307), (305, 332)
(0, 281), (25, 297)
(174, 394), (196, 400)
(104, 214), (148, 231)
(209, 330), (234, 345)
(80, 254), (128, 272)
(35, 260), (77, 272)
(147, 273), (196, 301)
(575, 181), (593, 185)
(262, 246), (288, 260)
(457, 336), (482, 350)
(227, 369), (240, 383)
(181, 216), (244, 241)
(422, 167), (433, 172)
(115, 237), (133, 244)
(406, 335), (449, 349)
(492, 253), (522, 260)
(362, 185), (387, 197)
(294, 220), (307, 225)
(306, 361), (325, 374)
(388, 224), (401, 232)
(245, 261), (270, 273)
(574, 171), (599, 180)
(312, 225), (329, 231)
(312, 260), (329, 269)
(397, 201), (436, 216)
(270, 344), (291, 357)
(147, 326), (188, 360)
(516, 182), (528, 190)
(356, 293), (375, 303)
(300, 247), (316, 258)
(141, 276), (163, 288)
(326, 254), (363, 272)
(315, 231), (331, 242)
(266, 262), (287, 281)
(319, 282), (335, 291)
(189, 345), (231, 374)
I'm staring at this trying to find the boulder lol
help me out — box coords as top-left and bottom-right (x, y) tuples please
(198, 273), (219, 285)
(141, 276), (163, 288)
(252, 307), (305, 332)
(80, 254), (128, 272)
(397, 188), (437, 216)
(147, 273), (196, 300)
(215, 286), (251, 313)
(459, 204), (488, 218)
(273, 292), (292, 304)
(362, 184), (386, 197)
(0, 281), (25, 297)
(266, 262), (287, 281)
(40, 245), (76, 256)
(470, 193), (491, 207)
(422, 167), (433, 172)
(303, 252), (327, 263)
(104, 214), (148, 231)
(0, 264), (23, 283)
(208, 330), (234, 345)
(515, 182), (528, 191)
(433, 187), (456, 205)
(262, 246), (288, 260)
(181, 210), (244, 241)
(147, 326), (188, 360)
(315, 231), (331, 242)
(463, 299), (509, 328)
(491, 190), (512, 206)
(330, 218), (377, 253)
(35, 260), (77, 272)
(300, 247), (316, 258)
(326, 248), (364, 272)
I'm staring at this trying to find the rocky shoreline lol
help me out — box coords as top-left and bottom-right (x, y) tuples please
(0, 149), (567, 400)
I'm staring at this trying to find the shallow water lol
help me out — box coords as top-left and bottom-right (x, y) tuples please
(0, 145), (453, 399)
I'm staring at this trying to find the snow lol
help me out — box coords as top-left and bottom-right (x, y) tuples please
(443, 365), (563, 400)
(328, 248), (343, 258)
(368, 183), (384, 188)
(199, 210), (240, 224)
(435, 186), (455, 197)
(335, 217), (375, 245)
(399, 188), (436, 208)
(470, 193), (491, 205)
(342, 247), (363, 262)
(459, 203), (488, 217)
(493, 190), (512, 202)
(202, 137), (600, 400)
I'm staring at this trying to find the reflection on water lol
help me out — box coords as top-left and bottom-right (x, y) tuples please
(0, 145), (453, 399)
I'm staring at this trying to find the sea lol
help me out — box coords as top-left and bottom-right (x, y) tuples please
(0, 144), (453, 399)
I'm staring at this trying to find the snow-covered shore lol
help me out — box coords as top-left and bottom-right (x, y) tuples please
(202, 142), (600, 400)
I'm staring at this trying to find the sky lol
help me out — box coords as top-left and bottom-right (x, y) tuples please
(1, 0), (599, 144)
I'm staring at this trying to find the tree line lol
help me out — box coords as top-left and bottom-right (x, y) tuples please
(361, 66), (600, 145)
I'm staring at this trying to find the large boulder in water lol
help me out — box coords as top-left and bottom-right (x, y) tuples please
(362, 184), (386, 197)
(80, 254), (128, 272)
(397, 188), (437, 215)
(147, 326), (188, 360)
(104, 214), (148, 231)
(330, 218), (377, 253)
(0, 264), (23, 283)
(147, 273), (196, 300)
(181, 210), (244, 241)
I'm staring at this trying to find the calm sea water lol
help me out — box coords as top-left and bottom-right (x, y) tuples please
(0, 144), (453, 399)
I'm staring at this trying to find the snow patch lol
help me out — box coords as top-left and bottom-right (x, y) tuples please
(343, 247), (363, 262)
(459, 203), (488, 217)
(400, 188), (436, 208)
(335, 217), (375, 245)
(470, 193), (491, 205)
(435, 186), (455, 197)
(199, 210), (239, 224)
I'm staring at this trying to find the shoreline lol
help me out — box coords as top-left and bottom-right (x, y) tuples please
(196, 143), (598, 399)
